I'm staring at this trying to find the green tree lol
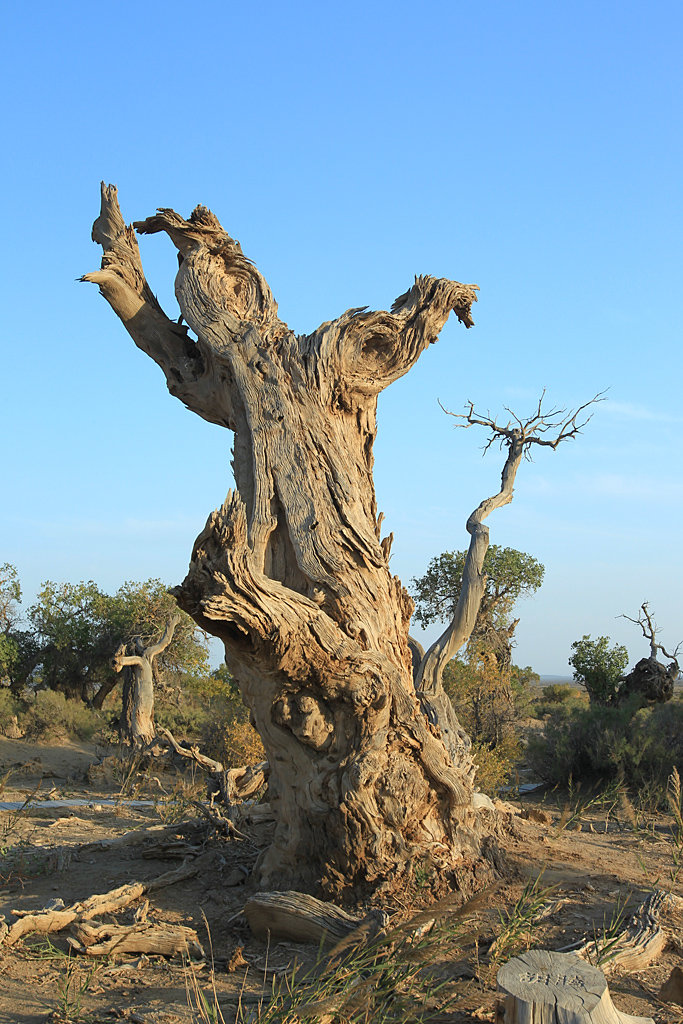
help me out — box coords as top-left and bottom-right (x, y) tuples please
(568, 635), (629, 705)
(412, 545), (544, 668)
(28, 579), (209, 707)
(0, 563), (24, 686)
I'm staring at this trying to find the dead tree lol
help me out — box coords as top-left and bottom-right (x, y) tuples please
(414, 393), (601, 757)
(83, 183), (591, 895)
(619, 602), (680, 704)
(113, 615), (181, 746)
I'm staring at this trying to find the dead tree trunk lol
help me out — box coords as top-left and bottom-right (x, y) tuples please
(83, 185), (485, 895)
(113, 616), (180, 746)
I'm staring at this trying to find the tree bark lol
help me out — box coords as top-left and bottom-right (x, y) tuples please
(85, 184), (485, 896)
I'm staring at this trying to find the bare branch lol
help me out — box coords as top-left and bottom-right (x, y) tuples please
(442, 390), (607, 453)
(621, 602), (681, 666)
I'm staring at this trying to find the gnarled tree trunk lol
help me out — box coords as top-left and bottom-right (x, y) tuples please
(84, 184), (485, 896)
(113, 616), (180, 746)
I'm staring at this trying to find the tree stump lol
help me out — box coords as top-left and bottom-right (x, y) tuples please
(496, 950), (653, 1024)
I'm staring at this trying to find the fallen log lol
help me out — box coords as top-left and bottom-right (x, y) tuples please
(3, 858), (199, 947)
(573, 890), (667, 972)
(497, 950), (654, 1024)
(244, 891), (364, 945)
(69, 920), (204, 958)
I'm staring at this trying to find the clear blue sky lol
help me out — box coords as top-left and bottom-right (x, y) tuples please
(2, 1), (681, 674)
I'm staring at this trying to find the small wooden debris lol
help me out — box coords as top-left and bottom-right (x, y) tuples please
(2, 858), (199, 947)
(244, 891), (363, 945)
(69, 920), (204, 958)
(227, 946), (249, 972)
(497, 950), (654, 1024)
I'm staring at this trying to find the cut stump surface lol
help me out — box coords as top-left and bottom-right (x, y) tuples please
(497, 950), (654, 1024)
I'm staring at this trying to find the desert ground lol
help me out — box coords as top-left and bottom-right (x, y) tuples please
(1, 737), (682, 1024)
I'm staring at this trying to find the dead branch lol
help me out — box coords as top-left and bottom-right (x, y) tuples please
(159, 726), (270, 805)
(2, 859), (199, 948)
(621, 602), (681, 667)
(69, 920), (204, 958)
(159, 725), (225, 774)
(573, 890), (668, 973)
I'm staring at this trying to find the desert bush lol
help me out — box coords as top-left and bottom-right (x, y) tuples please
(472, 736), (522, 796)
(568, 635), (629, 705)
(443, 654), (531, 794)
(527, 695), (683, 802)
(203, 707), (265, 767)
(22, 690), (103, 741)
(532, 683), (585, 717)
(542, 683), (580, 703)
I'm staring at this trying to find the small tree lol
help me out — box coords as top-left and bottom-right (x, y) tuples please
(0, 563), (22, 685)
(28, 579), (207, 707)
(412, 545), (544, 671)
(568, 635), (629, 705)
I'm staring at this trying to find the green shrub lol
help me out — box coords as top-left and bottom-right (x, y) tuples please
(532, 684), (586, 718)
(472, 736), (522, 796)
(22, 690), (103, 741)
(541, 683), (580, 703)
(527, 696), (683, 803)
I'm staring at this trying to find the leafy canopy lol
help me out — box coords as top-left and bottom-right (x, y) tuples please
(411, 544), (544, 631)
(568, 634), (629, 705)
(27, 578), (208, 703)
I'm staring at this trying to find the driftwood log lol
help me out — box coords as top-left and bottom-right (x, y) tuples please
(572, 890), (668, 972)
(69, 920), (204, 958)
(244, 891), (365, 945)
(497, 950), (654, 1024)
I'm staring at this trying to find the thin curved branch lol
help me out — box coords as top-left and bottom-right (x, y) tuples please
(416, 392), (603, 697)
(143, 615), (181, 661)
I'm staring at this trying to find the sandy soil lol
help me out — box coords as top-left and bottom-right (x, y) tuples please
(1, 736), (682, 1024)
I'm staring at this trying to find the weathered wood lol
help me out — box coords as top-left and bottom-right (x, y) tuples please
(2, 859), (199, 947)
(113, 615), (180, 745)
(159, 726), (269, 806)
(69, 920), (204, 958)
(497, 950), (654, 1024)
(244, 891), (364, 945)
(574, 890), (667, 972)
(84, 184), (486, 894)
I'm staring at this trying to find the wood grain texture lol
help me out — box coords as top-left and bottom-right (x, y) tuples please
(84, 184), (487, 896)
(497, 950), (654, 1024)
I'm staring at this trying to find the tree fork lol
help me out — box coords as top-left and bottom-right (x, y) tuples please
(84, 183), (488, 896)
